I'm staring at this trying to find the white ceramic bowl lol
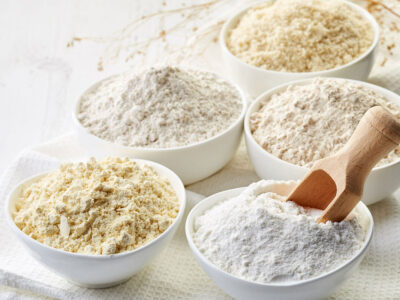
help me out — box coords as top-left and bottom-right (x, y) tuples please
(220, 0), (380, 98)
(186, 181), (373, 300)
(5, 159), (186, 288)
(72, 71), (247, 186)
(244, 78), (400, 205)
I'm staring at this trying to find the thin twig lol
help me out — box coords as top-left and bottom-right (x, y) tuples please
(366, 0), (400, 18)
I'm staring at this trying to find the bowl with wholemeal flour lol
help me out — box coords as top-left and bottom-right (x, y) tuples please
(72, 66), (247, 185)
(186, 180), (373, 300)
(220, 0), (379, 97)
(5, 157), (186, 288)
(244, 78), (400, 205)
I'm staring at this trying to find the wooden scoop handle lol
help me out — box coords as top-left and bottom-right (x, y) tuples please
(318, 106), (400, 223)
(338, 106), (400, 178)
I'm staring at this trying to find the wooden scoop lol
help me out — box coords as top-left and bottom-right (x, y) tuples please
(286, 106), (400, 223)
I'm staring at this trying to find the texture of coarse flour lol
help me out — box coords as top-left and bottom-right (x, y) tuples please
(227, 0), (374, 72)
(13, 158), (179, 255)
(78, 67), (242, 148)
(193, 180), (365, 283)
(250, 78), (400, 167)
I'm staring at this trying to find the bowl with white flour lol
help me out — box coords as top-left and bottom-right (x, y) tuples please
(6, 158), (186, 288)
(73, 66), (247, 185)
(220, 0), (379, 97)
(186, 180), (373, 300)
(244, 78), (400, 205)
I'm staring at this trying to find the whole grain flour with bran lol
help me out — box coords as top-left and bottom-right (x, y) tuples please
(250, 78), (400, 167)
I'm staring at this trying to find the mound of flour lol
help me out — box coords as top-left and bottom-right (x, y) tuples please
(227, 0), (374, 72)
(78, 67), (242, 148)
(250, 78), (400, 167)
(193, 180), (365, 283)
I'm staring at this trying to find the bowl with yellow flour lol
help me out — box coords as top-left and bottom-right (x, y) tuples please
(5, 158), (186, 288)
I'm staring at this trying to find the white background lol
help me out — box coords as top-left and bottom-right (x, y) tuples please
(0, 0), (164, 173)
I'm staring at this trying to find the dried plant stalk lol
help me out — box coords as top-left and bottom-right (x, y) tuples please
(67, 0), (400, 71)
(67, 0), (231, 71)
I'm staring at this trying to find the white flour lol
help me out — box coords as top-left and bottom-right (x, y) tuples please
(193, 180), (365, 283)
(78, 66), (243, 148)
(250, 78), (400, 167)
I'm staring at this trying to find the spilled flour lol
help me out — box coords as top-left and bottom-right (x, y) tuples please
(78, 66), (243, 148)
(193, 180), (366, 283)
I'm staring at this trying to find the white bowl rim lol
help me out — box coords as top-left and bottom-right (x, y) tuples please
(220, 0), (380, 76)
(5, 158), (186, 259)
(244, 77), (400, 171)
(185, 185), (374, 288)
(72, 67), (248, 152)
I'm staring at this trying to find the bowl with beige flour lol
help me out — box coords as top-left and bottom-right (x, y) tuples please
(5, 157), (186, 288)
(245, 78), (400, 205)
(220, 0), (379, 97)
(186, 180), (373, 300)
(73, 66), (247, 185)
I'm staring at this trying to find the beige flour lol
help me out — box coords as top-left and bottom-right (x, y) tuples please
(13, 157), (179, 255)
(250, 78), (400, 167)
(78, 66), (243, 148)
(227, 0), (374, 72)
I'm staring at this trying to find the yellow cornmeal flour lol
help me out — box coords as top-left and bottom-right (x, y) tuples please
(13, 157), (179, 255)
